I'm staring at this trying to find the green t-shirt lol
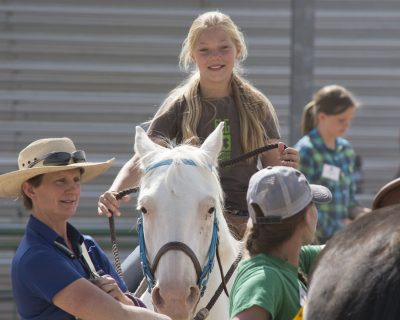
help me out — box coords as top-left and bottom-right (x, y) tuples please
(229, 245), (321, 320)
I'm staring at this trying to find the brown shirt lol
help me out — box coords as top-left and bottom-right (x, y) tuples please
(147, 96), (280, 211)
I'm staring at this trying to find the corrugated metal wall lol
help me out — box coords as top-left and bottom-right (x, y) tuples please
(2, 1), (398, 219)
(314, 0), (400, 197)
(0, 1), (399, 318)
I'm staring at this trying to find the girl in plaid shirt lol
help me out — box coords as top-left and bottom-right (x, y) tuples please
(295, 85), (370, 243)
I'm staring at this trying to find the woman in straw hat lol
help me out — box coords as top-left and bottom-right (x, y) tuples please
(0, 138), (170, 320)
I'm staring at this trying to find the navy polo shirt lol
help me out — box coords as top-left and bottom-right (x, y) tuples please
(11, 215), (128, 320)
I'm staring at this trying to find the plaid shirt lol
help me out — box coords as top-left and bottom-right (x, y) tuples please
(295, 128), (359, 241)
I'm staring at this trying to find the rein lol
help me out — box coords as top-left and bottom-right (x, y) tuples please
(108, 187), (139, 278)
(219, 143), (280, 167)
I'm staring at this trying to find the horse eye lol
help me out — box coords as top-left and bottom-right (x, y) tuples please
(208, 207), (215, 214)
(140, 207), (148, 214)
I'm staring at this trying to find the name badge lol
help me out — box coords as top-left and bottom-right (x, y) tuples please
(322, 164), (341, 181)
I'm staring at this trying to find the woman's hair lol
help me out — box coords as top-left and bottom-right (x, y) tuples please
(22, 174), (44, 210)
(153, 11), (279, 155)
(301, 84), (360, 135)
(245, 203), (311, 256)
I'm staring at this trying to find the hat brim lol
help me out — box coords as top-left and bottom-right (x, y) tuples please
(0, 158), (114, 198)
(310, 184), (332, 204)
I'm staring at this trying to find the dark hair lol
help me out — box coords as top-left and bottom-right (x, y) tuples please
(22, 174), (44, 210)
(244, 203), (311, 256)
(301, 85), (359, 135)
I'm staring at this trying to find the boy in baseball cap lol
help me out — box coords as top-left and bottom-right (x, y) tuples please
(229, 166), (331, 320)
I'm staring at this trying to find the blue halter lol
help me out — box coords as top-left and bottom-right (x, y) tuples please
(137, 158), (219, 296)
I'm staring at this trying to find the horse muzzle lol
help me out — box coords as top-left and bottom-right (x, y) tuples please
(152, 282), (200, 320)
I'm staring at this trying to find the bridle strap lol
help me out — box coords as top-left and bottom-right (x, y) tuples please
(193, 250), (243, 320)
(215, 241), (229, 297)
(151, 241), (202, 280)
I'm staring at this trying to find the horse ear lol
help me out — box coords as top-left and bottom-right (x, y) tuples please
(134, 126), (162, 157)
(201, 121), (224, 164)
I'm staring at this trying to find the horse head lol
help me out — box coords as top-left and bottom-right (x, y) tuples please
(134, 122), (240, 320)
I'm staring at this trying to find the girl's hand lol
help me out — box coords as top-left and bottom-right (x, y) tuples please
(97, 190), (130, 218)
(278, 142), (299, 169)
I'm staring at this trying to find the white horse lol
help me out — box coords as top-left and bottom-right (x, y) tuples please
(133, 122), (241, 320)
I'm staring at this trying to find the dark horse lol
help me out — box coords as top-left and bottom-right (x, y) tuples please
(305, 178), (400, 320)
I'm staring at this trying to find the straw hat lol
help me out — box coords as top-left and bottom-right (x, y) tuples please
(0, 137), (114, 198)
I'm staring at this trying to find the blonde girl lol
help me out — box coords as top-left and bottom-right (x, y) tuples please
(98, 11), (298, 240)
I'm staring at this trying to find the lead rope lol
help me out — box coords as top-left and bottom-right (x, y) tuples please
(108, 187), (139, 278)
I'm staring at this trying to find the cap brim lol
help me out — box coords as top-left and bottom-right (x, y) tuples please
(0, 158), (114, 198)
(310, 184), (332, 204)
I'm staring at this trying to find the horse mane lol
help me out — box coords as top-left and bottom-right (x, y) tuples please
(306, 203), (400, 320)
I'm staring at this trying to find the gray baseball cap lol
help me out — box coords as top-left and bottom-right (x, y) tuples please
(247, 166), (332, 224)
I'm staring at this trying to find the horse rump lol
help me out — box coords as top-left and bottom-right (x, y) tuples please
(305, 204), (400, 320)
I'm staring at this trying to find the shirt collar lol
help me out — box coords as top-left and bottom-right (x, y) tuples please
(309, 128), (344, 152)
(27, 215), (84, 252)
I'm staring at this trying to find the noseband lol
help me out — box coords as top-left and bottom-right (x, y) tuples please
(137, 158), (219, 296)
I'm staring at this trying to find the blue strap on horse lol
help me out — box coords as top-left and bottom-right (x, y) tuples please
(136, 206), (220, 297)
(197, 212), (219, 296)
(145, 158), (214, 173)
(136, 216), (156, 290)
(145, 158), (193, 172)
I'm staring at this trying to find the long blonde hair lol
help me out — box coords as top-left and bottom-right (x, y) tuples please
(153, 11), (279, 154)
(301, 85), (360, 135)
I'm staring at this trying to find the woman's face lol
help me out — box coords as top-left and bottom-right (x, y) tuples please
(25, 168), (81, 222)
(318, 107), (356, 138)
(191, 26), (239, 93)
